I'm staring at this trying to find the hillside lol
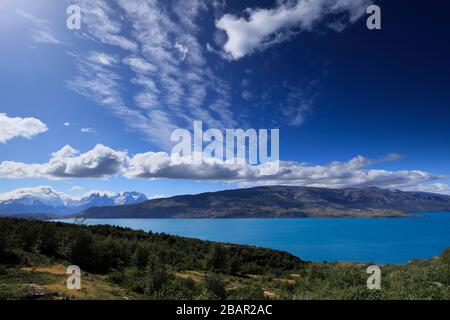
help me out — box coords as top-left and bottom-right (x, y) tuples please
(0, 218), (448, 300)
(0, 217), (303, 300)
(82, 186), (450, 218)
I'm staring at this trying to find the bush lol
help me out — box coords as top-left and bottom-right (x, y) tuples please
(203, 274), (227, 300)
(156, 278), (199, 300)
(227, 285), (266, 300)
(108, 268), (146, 293)
(205, 246), (227, 272)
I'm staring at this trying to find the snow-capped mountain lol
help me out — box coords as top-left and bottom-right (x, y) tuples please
(73, 190), (148, 211)
(0, 186), (148, 214)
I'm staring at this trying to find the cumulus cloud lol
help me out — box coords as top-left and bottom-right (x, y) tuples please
(216, 0), (370, 59)
(0, 113), (48, 143)
(0, 144), (127, 179)
(404, 183), (450, 195)
(1, 143), (446, 194)
(125, 152), (439, 190)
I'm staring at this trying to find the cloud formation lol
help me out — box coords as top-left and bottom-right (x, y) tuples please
(0, 145), (126, 179)
(81, 128), (96, 134)
(75, 0), (138, 51)
(1, 144), (446, 194)
(404, 183), (450, 196)
(125, 152), (437, 190)
(68, 0), (237, 150)
(216, 0), (370, 59)
(16, 10), (61, 45)
(0, 113), (48, 143)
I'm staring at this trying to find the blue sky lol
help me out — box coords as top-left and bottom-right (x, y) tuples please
(1, 0), (450, 198)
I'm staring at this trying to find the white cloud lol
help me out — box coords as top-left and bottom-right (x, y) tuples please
(216, 0), (370, 59)
(0, 143), (447, 194)
(0, 144), (127, 179)
(174, 42), (189, 60)
(81, 127), (96, 134)
(149, 194), (166, 200)
(67, 50), (176, 149)
(67, 0), (238, 150)
(16, 10), (61, 45)
(125, 152), (439, 190)
(122, 55), (157, 74)
(0, 113), (48, 143)
(71, 185), (84, 191)
(404, 183), (450, 195)
(88, 52), (118, 66)
(63, 122), (71, 127)
(72, 0), (138, 51)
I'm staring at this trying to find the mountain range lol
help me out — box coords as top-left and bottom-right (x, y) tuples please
(81, 186), (450, 218)
(0, 186), (147, 215)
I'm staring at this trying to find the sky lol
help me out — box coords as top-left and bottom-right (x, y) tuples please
(1, 0), (450, 199)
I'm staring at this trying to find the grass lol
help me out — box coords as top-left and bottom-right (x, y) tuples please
(1, 256), (449, 300)
(0, 264), (143, 300)
(0, 218), (448, 300)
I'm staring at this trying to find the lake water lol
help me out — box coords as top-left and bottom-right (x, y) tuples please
(56, 212), (450, 264)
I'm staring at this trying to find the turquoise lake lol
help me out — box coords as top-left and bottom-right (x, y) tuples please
(56, 212), (450, 264)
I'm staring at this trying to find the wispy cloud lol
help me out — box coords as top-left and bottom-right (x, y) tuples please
(16, 10), (61, 45)
(73, 0), (138, 51)
(67, 0), (238, 150)
(81, 127), (96, 134)
(71, 185), (84, 191)
(122, 55), (157, 74)
(87, 52), (119, 66)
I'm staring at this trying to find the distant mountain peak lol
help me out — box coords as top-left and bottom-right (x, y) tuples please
(81, 185), (450, 219)
(0, 186), (148, 214)
(81, 190), (119, 198)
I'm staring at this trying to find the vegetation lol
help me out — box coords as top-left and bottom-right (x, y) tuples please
(81, 186), (450, 218)
(0, 217), (448, 300)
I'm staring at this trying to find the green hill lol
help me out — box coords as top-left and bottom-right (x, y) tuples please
(0, 218), (448, 300)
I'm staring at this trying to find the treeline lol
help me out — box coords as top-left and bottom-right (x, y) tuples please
(0, 217), (303, 299)
(0, 218), (302, 274)
(1, 218), (449, 300)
